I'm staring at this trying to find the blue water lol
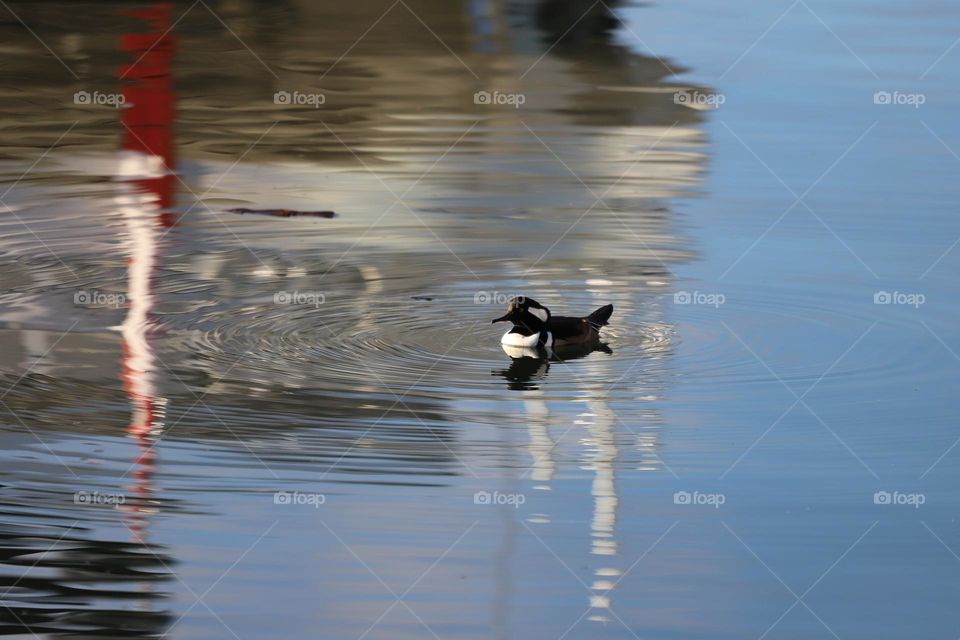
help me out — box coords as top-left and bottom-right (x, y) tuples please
(0, 0), (957, 638)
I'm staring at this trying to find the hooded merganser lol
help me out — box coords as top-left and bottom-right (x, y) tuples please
(492, 297), (613, 348)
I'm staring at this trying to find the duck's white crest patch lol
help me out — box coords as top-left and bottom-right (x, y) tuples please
(529, 307), (548, 323)
(502, 330), (541, 347)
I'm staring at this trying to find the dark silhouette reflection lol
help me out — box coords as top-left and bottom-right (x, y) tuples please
(0, 525), (174, 637)
(534, 0), (622, 48)
(493, 343), (612, 390)
(495, 351), (550, 391)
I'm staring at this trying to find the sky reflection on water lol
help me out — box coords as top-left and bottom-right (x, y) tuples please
(0, 0), (959, 638)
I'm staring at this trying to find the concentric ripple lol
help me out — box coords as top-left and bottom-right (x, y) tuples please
(162, 283), (679, 402)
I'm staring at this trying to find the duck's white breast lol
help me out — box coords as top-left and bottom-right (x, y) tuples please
(501, 330), (541, 347)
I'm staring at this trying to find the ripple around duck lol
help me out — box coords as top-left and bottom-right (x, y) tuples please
(177, 278), (931, 406)
(159, 287), (680, 402)
(1, 242), (929, 412)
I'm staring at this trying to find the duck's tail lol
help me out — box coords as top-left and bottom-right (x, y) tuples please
(586, 304), (613, 329)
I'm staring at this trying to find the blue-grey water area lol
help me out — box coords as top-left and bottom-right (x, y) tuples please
(0, 1), (957, 638)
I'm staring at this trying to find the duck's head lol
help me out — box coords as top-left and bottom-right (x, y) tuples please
(491, 296), (551, 331)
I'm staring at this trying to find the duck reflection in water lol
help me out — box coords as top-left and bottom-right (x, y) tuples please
(494, 342), (613, 390)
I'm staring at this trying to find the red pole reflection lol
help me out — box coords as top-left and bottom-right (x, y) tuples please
(116, 3), (176, 544)
(119, 3), (177, 224)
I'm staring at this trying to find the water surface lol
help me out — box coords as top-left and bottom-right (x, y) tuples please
(1, 0), (958, 638)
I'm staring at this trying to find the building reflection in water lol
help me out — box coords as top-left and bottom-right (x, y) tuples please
(495, 348), (669, 624)
(495, 294), (674, 624)
(0, 0), (708, 635)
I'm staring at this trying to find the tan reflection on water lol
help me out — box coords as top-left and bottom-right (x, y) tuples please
(0, 0), (711, 636)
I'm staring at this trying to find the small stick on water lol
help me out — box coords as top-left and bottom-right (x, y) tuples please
(226, 208), (336, 219)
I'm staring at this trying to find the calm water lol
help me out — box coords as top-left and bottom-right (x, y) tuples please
(1, 1), (958, 638)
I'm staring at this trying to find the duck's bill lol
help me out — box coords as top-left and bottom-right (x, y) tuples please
(491, 313), (511, 323)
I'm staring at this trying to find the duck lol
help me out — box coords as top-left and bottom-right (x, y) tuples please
(492, 296), (613, 348)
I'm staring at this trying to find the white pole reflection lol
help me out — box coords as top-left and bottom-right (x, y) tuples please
(116, 157), (167, 610)
(581, 397), (620, 621)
